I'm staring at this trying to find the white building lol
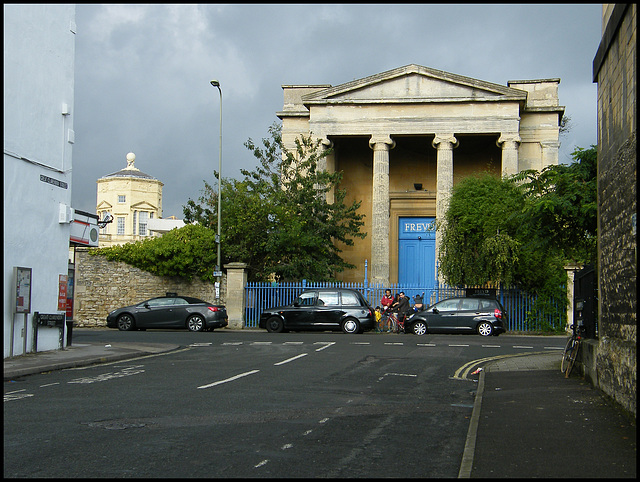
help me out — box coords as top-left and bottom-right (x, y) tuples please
(4, 4), (77, 357)
(96, 152), (174, 247)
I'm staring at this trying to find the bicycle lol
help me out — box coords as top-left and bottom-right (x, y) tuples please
(561, 322), (585, 377)
(386, 310), (408, 333)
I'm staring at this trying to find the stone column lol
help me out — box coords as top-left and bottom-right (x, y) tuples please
(369, 135), (395, 286)
(497, 133), (521, 177)
(317, 137), (333, 173)
(432, 134), (458, 263)
(318, 137), (334, 203)
(224, 262), (247, 329)
(540, 140), (560, 167)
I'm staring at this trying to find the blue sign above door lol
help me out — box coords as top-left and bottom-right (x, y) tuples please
(399, 217), (436, 239)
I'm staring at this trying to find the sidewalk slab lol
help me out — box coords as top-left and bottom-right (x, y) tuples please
(471, 366), (636, 478)
(4, 342), (180, 381)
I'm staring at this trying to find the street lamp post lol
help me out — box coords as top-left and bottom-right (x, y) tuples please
(210, 80), (222, 298)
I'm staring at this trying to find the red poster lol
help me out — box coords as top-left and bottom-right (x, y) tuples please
(58, 275), (68, 311)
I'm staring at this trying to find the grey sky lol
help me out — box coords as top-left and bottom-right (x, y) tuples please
(72, 4), (602, 218)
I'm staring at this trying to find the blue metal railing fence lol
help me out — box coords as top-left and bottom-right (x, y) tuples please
(244, 278), (565, 332)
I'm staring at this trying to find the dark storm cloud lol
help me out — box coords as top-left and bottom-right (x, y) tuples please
(72, 4), (601, 218)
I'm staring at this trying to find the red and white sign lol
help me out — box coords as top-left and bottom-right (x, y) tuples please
(58, 275), (68, 311)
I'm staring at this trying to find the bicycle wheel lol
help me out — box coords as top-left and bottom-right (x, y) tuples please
(561, 337), (575, 373)
(565, 341), (580, 378)
(389, 316), (397, 333)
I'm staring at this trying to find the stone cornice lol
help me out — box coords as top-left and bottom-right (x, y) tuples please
(276, 110), (309, 119)
(303, 96), (526, 106)
(521, 105), (566, 113)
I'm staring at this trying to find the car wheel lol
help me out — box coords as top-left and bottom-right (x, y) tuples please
(341, 318), (360, 334)
(117, 314), (135, 331)
(412, 320), (427, 336)
(187, 314), (206, 332)
(477, 321), (493, 336)
(266, 316), (284, 333)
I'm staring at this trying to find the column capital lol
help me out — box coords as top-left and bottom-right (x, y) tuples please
(540, 140), (561, 149)
(320, 137), (334, 149)
(369, 135), (396, 150)
(497, 133), (521, 147)
(432, 134), (458, 149)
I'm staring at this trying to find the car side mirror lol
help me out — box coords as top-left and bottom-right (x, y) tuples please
(432, 307), (439, 314)
(144, 303), (150, 309)
(293, 300), (300, 307)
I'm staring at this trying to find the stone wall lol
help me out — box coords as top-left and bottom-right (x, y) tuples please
(72, 247), (226, 327)
(596, 134), (637, 417)
(593, 3), (637, 418)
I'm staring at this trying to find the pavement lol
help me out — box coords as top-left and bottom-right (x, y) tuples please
(3, 342), (181, 381)
(4, 341), (636, 478)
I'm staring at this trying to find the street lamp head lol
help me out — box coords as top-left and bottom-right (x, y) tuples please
(210, 80), (220, 87)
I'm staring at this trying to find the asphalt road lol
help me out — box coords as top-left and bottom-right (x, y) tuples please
(4, 329), (565, 478)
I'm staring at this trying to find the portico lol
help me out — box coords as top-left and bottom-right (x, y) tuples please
(277, 65), (564, 286)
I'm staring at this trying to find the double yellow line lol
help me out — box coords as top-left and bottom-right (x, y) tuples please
(452, 351), (549, 380)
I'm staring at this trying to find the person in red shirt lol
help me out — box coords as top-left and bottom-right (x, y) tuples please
(380, 289), (395, 331)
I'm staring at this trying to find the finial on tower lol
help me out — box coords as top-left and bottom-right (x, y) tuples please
(126, 152), (136, 168)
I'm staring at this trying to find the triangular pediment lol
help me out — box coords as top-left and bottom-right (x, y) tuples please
(97, 200), (112, 210)
(131, 201), (158, 211)
(302, 64), (527, 104)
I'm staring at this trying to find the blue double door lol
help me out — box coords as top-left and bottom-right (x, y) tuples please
(398, 217), (436, 288)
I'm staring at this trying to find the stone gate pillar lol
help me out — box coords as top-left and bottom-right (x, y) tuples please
(224, 262), (247, 329)
(369, 135), (395, 286)
(497, 133), (521, 177)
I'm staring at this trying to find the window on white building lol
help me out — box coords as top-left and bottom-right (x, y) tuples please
(139, 211), (149, 236)
(117, 217), (125, 235)
(118, 195), (126, 203)
(133, 211), (137, 235)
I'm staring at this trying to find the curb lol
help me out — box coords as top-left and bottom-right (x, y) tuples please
(4, 344), (182, 381)
(458, 369), (485, 478)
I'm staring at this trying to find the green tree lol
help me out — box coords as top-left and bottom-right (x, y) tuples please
(184, 122), (366, 282)
(438, 145), (597, 294)
(515, 145), (597, 266)
(437, 145), (597, 331)
(437, 172), (524, 287)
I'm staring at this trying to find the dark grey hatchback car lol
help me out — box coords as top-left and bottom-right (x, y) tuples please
(404, 296), (507, 336)
(259, 288), (375, 334)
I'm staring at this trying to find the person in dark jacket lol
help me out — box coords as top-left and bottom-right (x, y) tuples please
(392, 291), (411, 315)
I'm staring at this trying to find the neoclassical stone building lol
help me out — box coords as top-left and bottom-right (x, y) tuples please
(96, 152), (163, 246)
(277, 64), (564, 287)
